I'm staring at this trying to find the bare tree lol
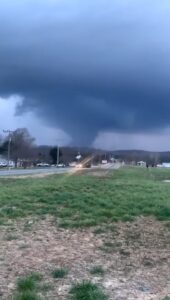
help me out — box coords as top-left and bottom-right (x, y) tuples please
(1, 128), (36, 167)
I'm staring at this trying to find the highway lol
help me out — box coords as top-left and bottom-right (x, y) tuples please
(0, 163), (121, 177)
(0, 167), (72, 177)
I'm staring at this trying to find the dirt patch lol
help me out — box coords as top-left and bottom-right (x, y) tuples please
(0, 217), (169, 300)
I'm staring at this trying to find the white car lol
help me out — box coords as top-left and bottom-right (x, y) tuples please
(69, 162), (77, 167)
(0, 162), (7, 167)
(37, 163), (50, 167)
(57, 163), (65, 168)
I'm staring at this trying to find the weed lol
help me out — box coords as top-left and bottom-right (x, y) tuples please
(17, 273), (42, 292)
(13, 272), (43, 300)
(51, 267), (68, 279)
(5, 234), (18, 241)
(70, 281), (108, 300)
(90, 265), (105, 276)
(29, 273), (43, 282)
(13, 290), (40, 300)
(17, 277), (36, 292)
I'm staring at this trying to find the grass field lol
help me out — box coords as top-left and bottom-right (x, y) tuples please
(0, 167), (170, 300)
(0, 167), (170, 227)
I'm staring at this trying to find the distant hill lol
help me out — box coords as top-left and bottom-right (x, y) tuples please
(109, 149), (170, 164)
(60, 148), (170, 164)
(2, 141), (170, 165)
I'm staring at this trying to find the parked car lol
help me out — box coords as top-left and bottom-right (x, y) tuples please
(57, 163), (65, 168)
(69, 162), (77, 167)
(37, 163), (50, 167)
(0, 162), (7, 168)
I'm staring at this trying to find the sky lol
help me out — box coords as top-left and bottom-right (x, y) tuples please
(0, 0), (170, 150)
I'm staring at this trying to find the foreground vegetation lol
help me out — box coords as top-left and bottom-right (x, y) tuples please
(0, 167), (170, 227)
(1, 167), (169, 299)
(69, 281), (108, 300)
(13, 273), (43, 300)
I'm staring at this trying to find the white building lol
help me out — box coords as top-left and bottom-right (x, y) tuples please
(157, 162), (170, 168)
(137, 161), (146, 167)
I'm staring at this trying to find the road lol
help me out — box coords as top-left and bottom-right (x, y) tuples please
(101, 162), (122, 170)
(0, 167), (72, 177)
(0, 163), (121, 177)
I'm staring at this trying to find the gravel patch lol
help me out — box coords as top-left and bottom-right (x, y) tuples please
(0, 217), (169, 300)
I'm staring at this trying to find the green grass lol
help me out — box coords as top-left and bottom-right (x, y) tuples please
(13, 273), (43, 300)
(17, 277), (36, 292)
(70, 281), (108, 300)
(17, 273), (42, 292)
(13, 291), (40, 300)
(0, 167), (170, 227)
(51, 267), (68, 279)
(29, 273), (43, 282)
(90, 265), (105, 276)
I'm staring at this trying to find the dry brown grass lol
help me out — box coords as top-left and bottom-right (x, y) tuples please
(0, 216), (169, 300)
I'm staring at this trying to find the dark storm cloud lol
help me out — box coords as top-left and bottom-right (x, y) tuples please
(0, 0), (170, 145)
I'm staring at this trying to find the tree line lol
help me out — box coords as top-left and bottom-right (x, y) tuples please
(0, 128), (63, 167)
(1, 127), (167, 168)
(0, 128), (100, 167)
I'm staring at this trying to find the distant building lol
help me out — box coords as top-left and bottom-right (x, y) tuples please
(137, 161), (146, 167)
(101, 160), (108, 164)
(158, 162), (170, 168)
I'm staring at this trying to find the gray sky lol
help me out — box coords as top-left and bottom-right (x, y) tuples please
(0, 0), (170, 150)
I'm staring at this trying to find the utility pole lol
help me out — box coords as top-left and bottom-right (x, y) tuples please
(56, 138), (65, 167)
(57, 145), (60, 167)
(3, 130), (14, 170)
